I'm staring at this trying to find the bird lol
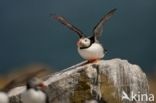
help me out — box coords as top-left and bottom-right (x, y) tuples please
(52, 8), (117, 62)
(0, 92), (9, 103)
(21, 77), (49, 103)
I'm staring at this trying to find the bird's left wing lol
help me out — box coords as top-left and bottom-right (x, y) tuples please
(92, 8), (117, 39)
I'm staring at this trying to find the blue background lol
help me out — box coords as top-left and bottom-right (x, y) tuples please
(0, 0), (156, 73)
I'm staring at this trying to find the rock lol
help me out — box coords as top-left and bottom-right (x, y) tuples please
(8, 58), (149, 103)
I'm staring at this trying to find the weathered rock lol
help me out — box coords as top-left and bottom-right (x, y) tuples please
(8, 58), (149, 103)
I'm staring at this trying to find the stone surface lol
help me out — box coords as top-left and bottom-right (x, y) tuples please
(8, 59), (149, 103)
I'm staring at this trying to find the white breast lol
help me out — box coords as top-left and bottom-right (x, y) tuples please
(0, 92), (9, 103)
(78, 43), (104, 60)
(21, 89), (46, 103)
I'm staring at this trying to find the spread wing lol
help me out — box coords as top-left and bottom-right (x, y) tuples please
(52, 15), (84, 38)
(92, 8), (117, 39)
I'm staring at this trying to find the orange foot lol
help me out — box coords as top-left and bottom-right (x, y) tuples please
(85, 59), (100, 64)
(81, 59), (101, 66)
(88, 59), (98, 63)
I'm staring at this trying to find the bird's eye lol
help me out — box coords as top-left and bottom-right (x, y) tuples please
(84, 39), (88, 42)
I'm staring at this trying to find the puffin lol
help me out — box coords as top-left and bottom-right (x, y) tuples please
(52, 8), (116, 62)
(21, 77), (49, 103)
(0, 92), (9, 103)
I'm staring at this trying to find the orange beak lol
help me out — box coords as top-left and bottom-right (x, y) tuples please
(77, 40), (80, 46)
(38, 83), (47, 89)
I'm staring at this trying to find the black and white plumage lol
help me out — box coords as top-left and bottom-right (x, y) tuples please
(21, 77), (49, 103)
(52, 8), (116, 61)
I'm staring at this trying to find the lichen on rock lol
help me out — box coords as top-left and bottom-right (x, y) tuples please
(8, 58), (149, 103)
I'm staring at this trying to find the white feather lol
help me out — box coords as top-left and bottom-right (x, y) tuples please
(8, 86), (26, 97)
(0, 92), (9, 103)
(78, 43), (104, 60)
(21, 89), (46, 103)
(85, 100), (98, 103)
